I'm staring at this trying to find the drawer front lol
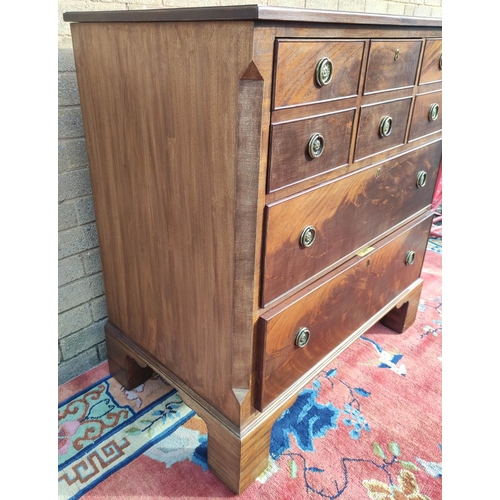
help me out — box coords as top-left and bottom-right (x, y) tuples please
(273, 39), (365, 109)
(354, 97), (412, 161)
(364, 39), (422, 94)
(419, 38), (442, 84)
(262, 141), (441, 306)
(268, 109), (355, 192)
(257, 213), (433, 410)
(408, 91), (442, 141)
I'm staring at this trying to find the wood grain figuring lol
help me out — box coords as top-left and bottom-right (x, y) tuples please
(364, 40), (422, 94)
(354, 97), (412, 160)
(273, 39), (365, 109)
(408, 90), (442, 141)
(257, 213), (433, 410)
(419, 38), (442, 84)
(71, 21), (256, 425)
(268, 108), (355, 192)
(262, 141), (441, 305)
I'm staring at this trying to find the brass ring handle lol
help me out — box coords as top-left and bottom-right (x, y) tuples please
(394, 48), (400, 61)
(429, 103), (439, 122)
(379, 116), (393, 137)
(300, 225), (316, 248)
(416, 171), (427, 188)
(315, 57), (333, 86)
(295, 327), (310, 348)
(405, 250), (416, 266)
(308, 133), (325, 158)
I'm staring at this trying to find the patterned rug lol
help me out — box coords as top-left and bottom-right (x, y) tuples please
(59, 239), (442, 500)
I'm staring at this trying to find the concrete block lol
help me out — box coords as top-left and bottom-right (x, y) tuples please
(58, 202), (78, 231)
(117, 0), (164, 5)
(58, 303), (93, 338)
(164, 0), (219, 7)
(414, 5), (432, 15)
(59, 73), (80, 106)
(59, 223), (99, 260)
(58, 36), (76, 72)
(75, 196), (96, 225)
(305, 0), (339, 9)
(263, 0), (305, 7)
(58, 138), (88, 172)
(365, 0), (388, 13)
(58, 168), (92, 202)
(58, 347), (100, 385)
(91, 295), (108, 321)
(59, 254), (85, 286)
(97, 341), (108, 361)
(82, 248), (102, 275)
(58, 272), (105, 313)
(387, 2), (405, 15)
(338, 0), (366, 12)
(59, 107), (84, 139)
(59, 319), (107, 359)
(430, 6), (441, 16)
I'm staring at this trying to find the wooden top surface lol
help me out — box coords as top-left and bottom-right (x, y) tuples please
(63, 4), (442, 27)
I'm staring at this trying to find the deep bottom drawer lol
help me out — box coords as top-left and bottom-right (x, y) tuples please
(256, 212), (433, 411)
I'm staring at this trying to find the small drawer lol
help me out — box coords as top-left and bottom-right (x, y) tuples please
(257, 213), (433, 411)
(408, 91), (442, 141)
(273, 39), (365, 109)
(268, 109), (355, 192)
(364, 39), (422, 94)
(419, 38), (442, 84)
(354, 97), (412, 161)
(261, 141), (441, 306)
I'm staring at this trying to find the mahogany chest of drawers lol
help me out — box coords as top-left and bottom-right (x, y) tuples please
(64, 5), (442, 494)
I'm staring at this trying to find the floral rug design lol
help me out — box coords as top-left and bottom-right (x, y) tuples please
(58, 240), (442, 500)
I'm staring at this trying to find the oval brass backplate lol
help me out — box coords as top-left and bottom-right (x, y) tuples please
(405, 250), (416, 266)
(379, 116), (393, 137)
(429, 103), (439, 122)
(300, 225), (316, 248)
(295, 327), (310, 348)
(315, 57), (333, 86)
(308, 133), (325, 159)
(416, 171), (427, 188)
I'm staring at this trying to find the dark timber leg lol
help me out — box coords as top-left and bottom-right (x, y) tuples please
(380, 279), (423, 333)
(105, 322), (153, 389)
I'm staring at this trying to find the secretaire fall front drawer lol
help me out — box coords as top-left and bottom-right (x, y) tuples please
(261, 141), (441, 306)
(363, 39), (422, 94)
(273, 39), (365, 109)
(257, 212), (434, 411)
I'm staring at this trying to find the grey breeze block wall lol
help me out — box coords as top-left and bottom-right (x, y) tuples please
(58, 0), (443, 385)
